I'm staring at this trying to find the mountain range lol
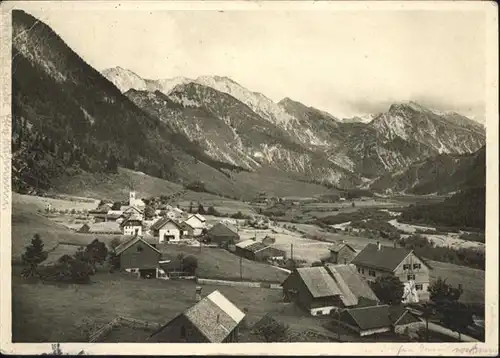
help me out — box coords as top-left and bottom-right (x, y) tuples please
(11, 10), (487, 198)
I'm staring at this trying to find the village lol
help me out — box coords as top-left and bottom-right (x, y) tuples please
(11, 188), (484, 344)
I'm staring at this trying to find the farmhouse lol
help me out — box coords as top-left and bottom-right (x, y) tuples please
(334, 305), (422, 337)
(148, 290), (245, 343)
(281, 264), (379, 316)
(351, 242), (431, 301)
(183, 214), (207, 237)
(150, 217), (183, 243)
(324, 241), (357, 265)
(77, 222), (122, 235)
(235, 240), (286, 261)
(203, 223), (240, 247)
(115, 236), (161, 278)
(120, 215), (143, 236)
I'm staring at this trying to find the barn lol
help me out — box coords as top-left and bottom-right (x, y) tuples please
(235, 240), (286, 261)
(115, 236), (161, 278)
(281, 264), (380, 316)
(324, 241), (357, 265)
(203, 223), (240, 247)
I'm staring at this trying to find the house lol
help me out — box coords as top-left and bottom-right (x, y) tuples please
(120, 215), (143, 236)
(77, 222), (122, 235)
(120, 206), (144, 220)
(203, 223), (240, 247)
(183, 214), (207, 236)
(281, 264), (380, 316)
(105, 211), (123, 222)
(235, 240), (286, 261)
(96, 202), (112, 212)
(324, 240), (357, 265)
(150, 217), (183, 243)
(148, 290), (245, 343)
(114, 236), (161, 278)
(334, 305), (422, 337)
(351, 242), (431, 301)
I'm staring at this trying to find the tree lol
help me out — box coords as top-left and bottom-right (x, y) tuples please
(428, 277), (463, 305)
(207, 206), (219, 216)
(21, 233), (48, 277)
(284, 259), (297, 271)
(111, 202), (122, 210)
(144, 205), (155, 220)
(440, 301), (474, 341)
(370, 275), (404, 305)
(188, 202), (193, 213)
(253, 315), (291, 342)
(85, 239), (108, 271)
(182, 255), (198, 275)
(197, 203), (206, 215)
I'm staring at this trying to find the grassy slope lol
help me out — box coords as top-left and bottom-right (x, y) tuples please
(12, 270), (297, 342)
(427, 260), (484, 304)
(159, 245), (288, 283)
(50, 166), (330, 203)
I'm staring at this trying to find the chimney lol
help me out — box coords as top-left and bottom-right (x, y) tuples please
(377, 241), (381, 251)
(341, 240), (346, 244)
(216, 314), (220, 324)
(195, 286), (202, 302)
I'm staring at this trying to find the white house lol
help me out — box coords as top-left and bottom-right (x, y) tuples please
(120, 215), (143, 236)
(150, 217), (183, 243)
(183, 214), (207, 237)
(120, 206), (144, 221)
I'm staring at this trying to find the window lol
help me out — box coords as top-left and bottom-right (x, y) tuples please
(180, 326), (186, 338)
(407, 274), (416, 280)
(403, 264), (410, 270)
(361, 268), (365, 274)
(415, 284), (423, 291)
(137, 246), (143, 252)
(368, 270), (376, 277)
(357, 267), (361, 273)
(413, 263), (421, 269)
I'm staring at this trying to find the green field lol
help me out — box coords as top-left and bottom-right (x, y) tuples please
(11, 203), (121, 260)
(160, 244), (288, 283)
(427, 260), (485, 304)
(11, 269), (332, 342)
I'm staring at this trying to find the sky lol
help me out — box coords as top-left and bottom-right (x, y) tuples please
(21, 4), (488, 122)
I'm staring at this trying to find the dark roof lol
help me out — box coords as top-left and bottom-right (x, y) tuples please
(329, 241), (356, 253)
(207, 223), (239, 238)
(342, 305), (392, 330)
(351, 243), (412, 272)
(115, 236), (160, 255)
(243, 242), (269, 253)
(341, 305), (419, 331)
(120, 215), (143, 228)
(150, 217), (182, 231)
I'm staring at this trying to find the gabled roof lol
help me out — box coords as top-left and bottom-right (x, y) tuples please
(341, 305), (392, 331)
(326, 264), (379, 304)
(340, 304), (418, 331)
(115, 236), (160, 255)
(207, 223), (239, 238)
(192, 213), (206, 222)
(235, 239), (257, 249)
(329, 241), (356, 253)
(151, 290), (245, 343)
(295, 267), (342, 298)
(150, 217), (182, 231)
(120, 215), (143, 227)
(242, 242), (269, 253)
(121, 206), (144, 214)
(351, 243), (413, 272)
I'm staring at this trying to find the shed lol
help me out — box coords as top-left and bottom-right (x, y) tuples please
(148, 290), (245, 343)
(335, 305), (422, 337)
(235, 240), (286, 261)
(325, 241), (357, 265)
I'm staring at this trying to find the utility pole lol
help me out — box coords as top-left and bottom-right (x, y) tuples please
(291, 244), (293, 261)
(240, 255), (243, 280)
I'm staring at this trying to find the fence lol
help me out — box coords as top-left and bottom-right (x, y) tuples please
(88, 316), (161, 343)
(197, 278), (282, 289)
